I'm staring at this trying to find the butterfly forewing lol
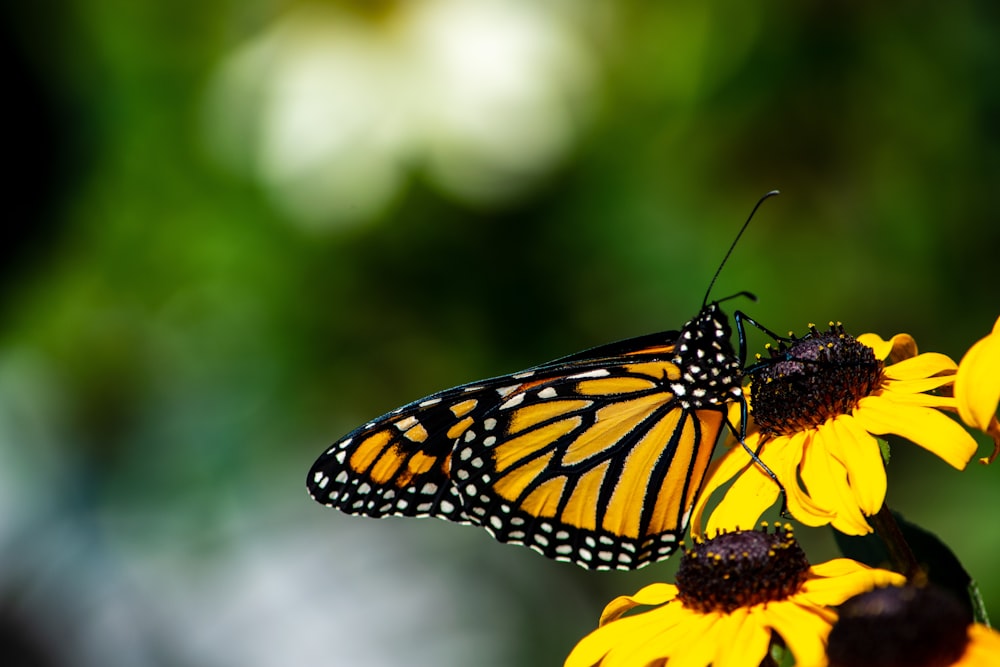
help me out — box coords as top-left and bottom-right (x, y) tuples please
(307, 341), (678, 522)
(307, 303), (743, 570)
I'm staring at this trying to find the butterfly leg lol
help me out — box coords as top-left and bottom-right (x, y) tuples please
(724, 408), (788, 513)
(733, 310), (792, 365)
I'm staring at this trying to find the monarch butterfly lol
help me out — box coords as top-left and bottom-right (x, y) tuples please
(307, 193), (779, 571)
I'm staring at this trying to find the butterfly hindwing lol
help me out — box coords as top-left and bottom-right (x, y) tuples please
(452, 354), (725, 570)
(307, 381), (501, 523)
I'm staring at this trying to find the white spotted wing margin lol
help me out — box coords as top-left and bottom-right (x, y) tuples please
(307, 303), (743, 571)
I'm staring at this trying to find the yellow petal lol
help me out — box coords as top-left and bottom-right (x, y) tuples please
(799, 426), (873, 535)
(600, 583), (678, 625)
(705, 448), (782, 536)
(874, 389), (957, 409)
(662, 612), (724, 667)
(958, 625), (1000, 667)
(857, 333), (892, 360)
(852, 395), (979, 470)
(880, 375), (956, 394)
(777, 431), (837, 527)
(714, 608), (771, 667)
(858, 332), (918, 362)
(807, 557), (873, 578)
(799, 559), (906, 607)
(882, 352), (957, 381)
(955, 315), (1000, 433)
(691, 436), (759, 536)
(565, 606), (670, 667)
(824, 416), (887, 516)
(603, 608), (714, 667)
(758, 602), (833, 667)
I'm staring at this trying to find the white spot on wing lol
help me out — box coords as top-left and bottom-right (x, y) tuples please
(568, 369), (611, 380)
(395, 416), (419, 430)
(500, 393), (525, 410)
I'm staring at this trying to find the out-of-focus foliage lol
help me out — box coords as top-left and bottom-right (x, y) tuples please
(2, 1), (998, 666)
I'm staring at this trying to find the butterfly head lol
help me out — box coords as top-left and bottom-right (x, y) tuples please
(669, 303), (743, 410)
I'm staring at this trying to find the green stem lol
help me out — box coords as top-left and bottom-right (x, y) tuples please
(870, 502), (923, 582)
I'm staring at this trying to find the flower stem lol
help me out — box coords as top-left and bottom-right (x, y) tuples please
(870, 502), (922, 582)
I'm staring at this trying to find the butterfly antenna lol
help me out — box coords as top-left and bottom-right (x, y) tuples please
(702, 190), (780, 308)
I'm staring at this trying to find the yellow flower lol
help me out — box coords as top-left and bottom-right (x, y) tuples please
(827, 585), (1000, 667)
(565, 525), (905, 667)
(693, 324), (980, 537)
(954, 314), (1000, 463)
(958, 625), (1000, 666)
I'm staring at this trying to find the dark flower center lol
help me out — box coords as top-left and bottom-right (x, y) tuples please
(827, 585), (972, 667)
(675, 524), (810, 614)
(750, 324), (883, 436)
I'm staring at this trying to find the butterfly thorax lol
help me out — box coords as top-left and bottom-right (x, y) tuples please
(668, 304), (742, 411)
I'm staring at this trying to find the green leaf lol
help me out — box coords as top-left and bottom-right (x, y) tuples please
(876, 437), (891, 465)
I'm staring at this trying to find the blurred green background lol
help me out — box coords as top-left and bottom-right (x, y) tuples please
(3, 1), (998, 665)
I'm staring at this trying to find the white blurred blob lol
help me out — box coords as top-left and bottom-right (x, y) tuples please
(203, 0), (595, 230)
(0, 347), (516, 666)
(1, 494), (516, 667)
(122, 517), (515, 667)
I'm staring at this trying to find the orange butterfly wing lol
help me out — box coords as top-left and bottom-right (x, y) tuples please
(307, 304), (742, 570)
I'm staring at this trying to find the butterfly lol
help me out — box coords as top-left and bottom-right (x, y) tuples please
(307, 193), (780, 571)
